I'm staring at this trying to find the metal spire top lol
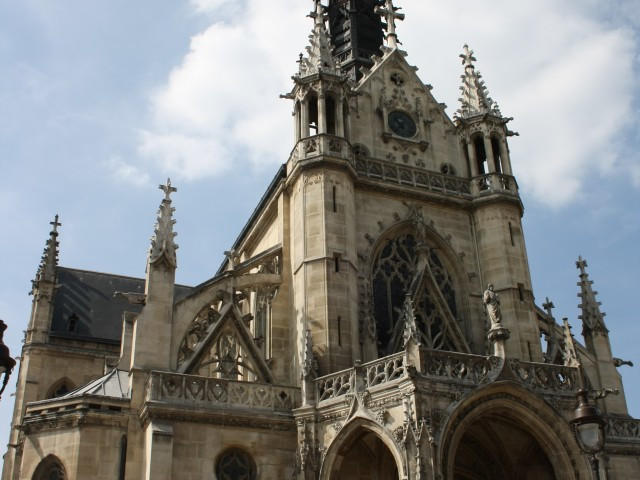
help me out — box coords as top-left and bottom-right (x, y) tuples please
(375, 0), (405, 49)
(455, 44), (502, 120)
(32, 215), (62, 290)
(576, 256), (608, 334)
(149, 179), (178, 269)
(298, 1), (339, 77)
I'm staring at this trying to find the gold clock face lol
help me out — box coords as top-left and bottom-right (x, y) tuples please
(388, 111), (417, 138)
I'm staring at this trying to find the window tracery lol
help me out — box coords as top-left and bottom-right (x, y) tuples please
(372, 232), (461, 355)
(215, 448), (256, 480)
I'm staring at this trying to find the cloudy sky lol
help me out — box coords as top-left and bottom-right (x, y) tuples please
(1, 0), (639, 446)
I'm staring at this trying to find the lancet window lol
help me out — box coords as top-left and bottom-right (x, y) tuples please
(371, 232), (463, 356)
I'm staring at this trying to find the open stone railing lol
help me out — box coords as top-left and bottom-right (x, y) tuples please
(604, 417), (640, 441)
(355, 157), (473, 198)
(145, 371), (300, 412)
(288, 135), (354, 166)
(475, 173), (518, 196)
(507, 359), (578, 394)
(316, 353), (407, 404)
(421, 349), (502, 385)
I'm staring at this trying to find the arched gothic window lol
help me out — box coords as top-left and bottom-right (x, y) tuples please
(32, 455), (66, 480)
(215, 448), (256, 480)
(371, 233), (462, 355)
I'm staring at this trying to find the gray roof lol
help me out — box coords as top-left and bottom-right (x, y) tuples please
(50, 267), (191, 344)
(59, 368), (131, 399)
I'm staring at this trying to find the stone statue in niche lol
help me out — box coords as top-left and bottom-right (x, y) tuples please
(483, 284), (502, 327)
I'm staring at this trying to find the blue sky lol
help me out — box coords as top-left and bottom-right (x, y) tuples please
(1, 0), (639, 447)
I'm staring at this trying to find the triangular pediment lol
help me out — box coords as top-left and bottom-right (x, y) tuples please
(177, 297), (274, 383)
(356, 48), (455, 129)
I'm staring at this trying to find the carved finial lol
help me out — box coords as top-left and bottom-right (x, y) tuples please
(576, 255), (588, 275)
(159, 178), (177, 202)
(301, 330), (318, 379)
(542, 297), (555, 318)
(561, 318), (580, 367)
(401, 295), (420, 348)
(455, 44), (502, 121)
(576, 256), (608, 335)
(299, 0), (338, 76)
(375, 0), (405, 49)
(148, 179), (178, 269)
(32, 215), (62, 292)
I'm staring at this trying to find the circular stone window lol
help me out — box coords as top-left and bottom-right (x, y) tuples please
(216, 448), (257, 480)
(388, 111), (417, 138)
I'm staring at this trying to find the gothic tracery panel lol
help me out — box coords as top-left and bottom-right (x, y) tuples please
(372, 232), (462, 355)
(215, 448), (257, 480)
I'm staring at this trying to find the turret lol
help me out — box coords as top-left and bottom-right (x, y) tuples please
(288, 0), (352, 144)
(455, 45), (515, 185)
(130, 179), (178, 371)
(26, 215), (62, 344)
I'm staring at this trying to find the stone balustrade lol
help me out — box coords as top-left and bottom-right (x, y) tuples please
(316, 353), (408, 404)
(507, 359), (578, 394)
(355, 157), (473, 198)
(288, 134), (354, 166)
(145, 371), (300, 412)
(474, 172), (518, 196)
(421, 349), (502, 385)
(605, 417), (640, 441)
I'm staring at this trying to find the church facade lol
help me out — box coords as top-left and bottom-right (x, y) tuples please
(3, 1), (639, 479)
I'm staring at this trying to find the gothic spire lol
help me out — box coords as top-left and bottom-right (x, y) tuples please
(298, 1), (340, 77)
(148, 179), (178, 269)
(374, 0), (405, 49)
(32, 215), (62, 290)
(561, 318), (580, 367)
(576, 256), (608, 334)
(456, 44), (502, 120)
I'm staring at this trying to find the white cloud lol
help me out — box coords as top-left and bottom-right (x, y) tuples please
(106, 156), (150, 186)
(137, 0), (638, 207)
(138, 0), (308, 180)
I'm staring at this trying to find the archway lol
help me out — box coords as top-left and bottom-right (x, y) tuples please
(329, 430), (399, 480)
(321, 420), (404, 480)
(441, 385), (584, 480)
(453, 415), (554, 480)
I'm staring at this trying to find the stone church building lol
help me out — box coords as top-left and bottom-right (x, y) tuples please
(3, 1), (639, 478)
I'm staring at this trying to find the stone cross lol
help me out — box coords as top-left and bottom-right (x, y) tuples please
(309, 0), (328, 27)
(460, 44), (476, 69)
(375, 0), (405, 48)
(576, 255), (588, 275)
(159, 178), (177, 202)
(542, 297), (555, 318)
(50, 214), (62, 233)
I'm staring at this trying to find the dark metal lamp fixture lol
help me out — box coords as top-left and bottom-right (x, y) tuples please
(0, 319), (17, 401)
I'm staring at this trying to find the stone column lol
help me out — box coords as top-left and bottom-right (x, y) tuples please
(466, 140), (479, 177)
(318, 93), (327, 134)
(301, 99), (310, 138)
(500, 139), (512, 175)
(336, 96), (345, 137)
(483, 135), (497, 173)
(144, 421), (174, 480)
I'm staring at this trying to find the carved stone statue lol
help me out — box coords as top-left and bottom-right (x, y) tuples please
(483, 284), (502, 327)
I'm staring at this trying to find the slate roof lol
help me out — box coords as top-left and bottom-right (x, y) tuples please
(50, 267), (192, 344)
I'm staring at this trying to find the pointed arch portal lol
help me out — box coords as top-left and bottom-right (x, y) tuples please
(327, 429), (399, 480)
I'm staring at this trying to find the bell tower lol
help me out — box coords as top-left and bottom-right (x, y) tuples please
(327, 0), (385, 80)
